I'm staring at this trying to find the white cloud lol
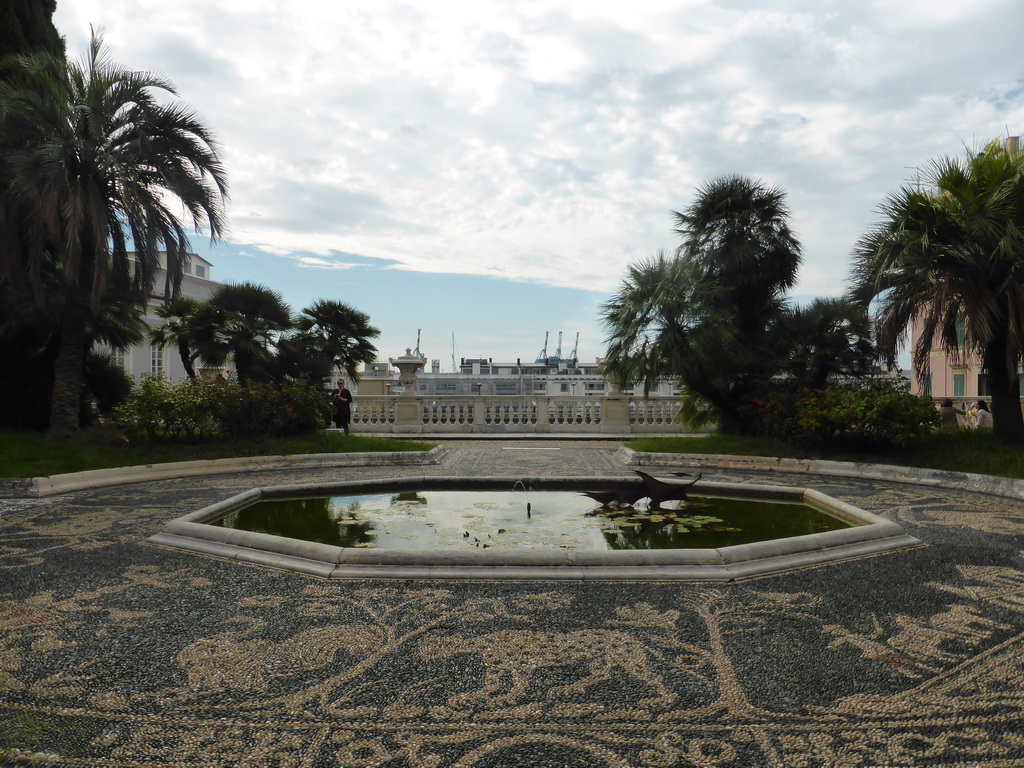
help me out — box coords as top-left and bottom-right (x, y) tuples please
(54, 0), (1024, 339)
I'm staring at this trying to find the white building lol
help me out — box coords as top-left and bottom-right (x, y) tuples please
(356, 355), (680, 398)
(98, 252), (220, 382)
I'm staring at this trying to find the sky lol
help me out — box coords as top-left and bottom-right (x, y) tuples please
(53, 0), (1024, 371)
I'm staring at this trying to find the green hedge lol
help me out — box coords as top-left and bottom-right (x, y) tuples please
(116, 375), (330, 441)
(755, 379), (939, 450)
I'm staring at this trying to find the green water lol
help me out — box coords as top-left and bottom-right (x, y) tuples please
(209, 490), (851, 551)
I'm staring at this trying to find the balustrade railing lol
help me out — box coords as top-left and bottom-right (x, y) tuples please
(350, 395), (685, 433)
(628, 398), (682, 426)
(351, 397), (395, 427)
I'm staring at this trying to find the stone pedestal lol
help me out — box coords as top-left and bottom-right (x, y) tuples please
(392, 398), (423, 433)
(601, 378), (630, 433)
(601, 396), (630, 433)
(389, 348), (427, 433)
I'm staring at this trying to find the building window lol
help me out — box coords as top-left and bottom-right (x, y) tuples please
(149, 346), (164, 376)
(922, 375), (932, 397)
(978, 374), (990, 397)
(495, 382), (518, 395)
(953, 373), (965, 397)
(586, 382), (605, 392)
(435, 382), (456, 394)
(195, 264), (206, 278)
(560, 383), (569, 393)
(183, 261), (192, 275)
(110, 349), (126, 370)
(955, 315), (966, 347)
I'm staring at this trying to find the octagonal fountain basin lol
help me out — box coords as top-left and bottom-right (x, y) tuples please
(147, 476), (923, 582)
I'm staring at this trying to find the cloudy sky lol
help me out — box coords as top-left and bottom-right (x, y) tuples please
(55, 0), (1024, 369)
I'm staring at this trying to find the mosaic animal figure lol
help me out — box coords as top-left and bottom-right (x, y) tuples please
(177, 617), (383, 692)
(418, 628), (677, 710)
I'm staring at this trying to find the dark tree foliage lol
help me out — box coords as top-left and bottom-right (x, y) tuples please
(0, 31), (227, 437)
(602, 176), (878, 435)
(188, 282), (293, 383)
(0, 0), (64, 58)
(851, 139), (1024, 440)
(603, 177), (803, 434)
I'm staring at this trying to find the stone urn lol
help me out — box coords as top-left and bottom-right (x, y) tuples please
(389, 348), (426, 397)
(388, 349), (426, 433)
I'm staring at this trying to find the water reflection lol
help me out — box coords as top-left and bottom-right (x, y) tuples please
(210, 491), (851, 552)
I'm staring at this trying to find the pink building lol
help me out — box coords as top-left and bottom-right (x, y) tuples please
(908, 314), (1021, 404)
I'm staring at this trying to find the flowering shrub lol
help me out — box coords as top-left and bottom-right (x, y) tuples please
(208, 378), (329, 440)
(116, 375), (329, 441)
(751, 390), (800, 439)
(115, 375), (217, 440)
(756, 379), (940, 449)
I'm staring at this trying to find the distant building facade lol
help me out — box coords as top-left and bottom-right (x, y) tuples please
(96, 252), (220, 383)
(908, 314), (1022, 400)
(355, 356), (679, 398)
(908, 135), (1024, 403)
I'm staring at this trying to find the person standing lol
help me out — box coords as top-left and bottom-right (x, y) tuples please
(333, 379), (354, 434)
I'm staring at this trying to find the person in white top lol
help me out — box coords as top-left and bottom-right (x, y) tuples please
(974, 400), (993, 428)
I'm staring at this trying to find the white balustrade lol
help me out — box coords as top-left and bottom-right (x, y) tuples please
(628, 397), (683, 426)
(351, 397), (396, 426)
(349, 394), (685, 433)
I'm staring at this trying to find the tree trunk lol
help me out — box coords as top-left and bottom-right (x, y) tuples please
(178, 338), (196, 379)
(46, 295), (87, 439)
(983, 339), (1024, 441)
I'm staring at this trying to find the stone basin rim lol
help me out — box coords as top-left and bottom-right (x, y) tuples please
(146, 474), (923, 582)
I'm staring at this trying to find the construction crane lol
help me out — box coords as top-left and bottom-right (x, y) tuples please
(535, 331), (549, 364)
(568, 332), (580, 366)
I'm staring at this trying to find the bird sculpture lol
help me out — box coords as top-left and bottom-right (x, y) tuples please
(633, 470), (702, 509)
(580, 481), (648, 508)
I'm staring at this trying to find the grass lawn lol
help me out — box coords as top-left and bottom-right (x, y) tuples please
(628, 430), (1024, 480)
(2, 428), (1022, 481)
(0, 429), (435, 479)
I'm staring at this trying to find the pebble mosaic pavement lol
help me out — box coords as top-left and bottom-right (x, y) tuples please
(1, 440), (1023, 767)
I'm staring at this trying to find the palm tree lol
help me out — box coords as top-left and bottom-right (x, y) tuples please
(0, 30), (228, 437)
(293, 299), (379, 382)
(851, 140), (1024, 440)
(150, 297), (204, 379)
(779, 297), (876, 390)
(673, 174), (802, 341)
(602, 176), (802, 433)
(190, 282), (292, 383)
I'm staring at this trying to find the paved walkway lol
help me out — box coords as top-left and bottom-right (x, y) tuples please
(1, 440), (1023, 767)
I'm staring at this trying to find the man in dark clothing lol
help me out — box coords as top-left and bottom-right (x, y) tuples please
(332, 380), (353, 434)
